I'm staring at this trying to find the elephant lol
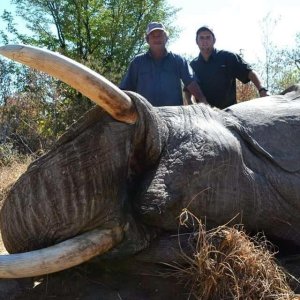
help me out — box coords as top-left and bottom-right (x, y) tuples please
(0, 45), (300, 296)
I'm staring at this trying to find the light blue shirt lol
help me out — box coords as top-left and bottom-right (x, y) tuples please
(120, 51), (194, 106)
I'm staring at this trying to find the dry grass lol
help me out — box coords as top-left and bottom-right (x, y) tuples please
(166, 209), (299, 300)
(0, 156), (32, 204)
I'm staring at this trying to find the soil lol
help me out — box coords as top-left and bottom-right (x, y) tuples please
(0, 222), (190, 300)
(2, 236), (300, 300)
(0, 255), (191, 300)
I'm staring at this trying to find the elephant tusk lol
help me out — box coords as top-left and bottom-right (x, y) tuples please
(0, 44), (137, 124)
(0, 226), (123, 278)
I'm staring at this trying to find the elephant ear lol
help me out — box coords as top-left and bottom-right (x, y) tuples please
(225, 93), (300, 172)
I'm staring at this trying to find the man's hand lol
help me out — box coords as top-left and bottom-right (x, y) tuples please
(186, 81), (209, 105)
(258, 87), (270, 97)
(196, 96), (209, 105)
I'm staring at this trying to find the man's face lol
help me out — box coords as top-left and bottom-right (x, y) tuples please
(196, 30), (215, 54)
(147, 30), (168, 49)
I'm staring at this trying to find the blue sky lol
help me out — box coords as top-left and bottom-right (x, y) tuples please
(1, 0), (299, 63)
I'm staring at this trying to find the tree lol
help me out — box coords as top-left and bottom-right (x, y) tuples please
(277, 33), (300, 90)
(257, 13), (300, 94)
(0, 61), (69, 154)
(0, 0), (179, 154)
(2, 0), (179, 83)
(258, 13), (280, 93)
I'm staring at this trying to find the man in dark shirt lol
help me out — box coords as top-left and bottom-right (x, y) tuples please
(190, 26), (269, 109)
(120, 22), (207, 107)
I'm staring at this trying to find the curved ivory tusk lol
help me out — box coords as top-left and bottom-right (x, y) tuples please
(0, 226), (123, 278)
(0, 44), (137, 124)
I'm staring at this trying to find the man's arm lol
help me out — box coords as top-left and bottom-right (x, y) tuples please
(186, 81), (209, 105)
(248, 70), (270, 97)
(175, 54), (208, 105)
(183, 89), (194, 105)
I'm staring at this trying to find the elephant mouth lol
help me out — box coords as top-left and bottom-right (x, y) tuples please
(0, 45), (133, 279)
(0, 226), (123, 278)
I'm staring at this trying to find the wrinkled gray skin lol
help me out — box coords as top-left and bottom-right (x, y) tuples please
(1, 86), (300, 256)
(1, 85), (300, 299)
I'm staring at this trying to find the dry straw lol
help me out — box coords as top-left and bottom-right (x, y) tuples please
(0, 157), (31, 203)
(165, 209), (299, 300)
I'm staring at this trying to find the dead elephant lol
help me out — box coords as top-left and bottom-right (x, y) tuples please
(0, 45), (300, 297)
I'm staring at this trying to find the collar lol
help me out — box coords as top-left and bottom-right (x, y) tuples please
(199, 48), (217, 62)
(147, 49), (169, 59)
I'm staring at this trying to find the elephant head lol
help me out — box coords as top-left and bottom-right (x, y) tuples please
(0, 45), (168, 277)
(1, 45), (300, 281)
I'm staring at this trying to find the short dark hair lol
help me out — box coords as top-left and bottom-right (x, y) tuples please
(196, 26), (215, 42)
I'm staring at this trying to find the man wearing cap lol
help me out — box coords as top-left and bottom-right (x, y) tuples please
(120, 22), (207, 106)
(189, 26), (269, 109)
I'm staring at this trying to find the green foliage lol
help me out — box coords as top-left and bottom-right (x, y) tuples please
(4, 0), (179, 83)
(0, 57), (41, 105)
(0, 66), (88, 154)
(0, 142), (19, 166)
(1, 3), (297, 158)
(0, 0), (179, 155)
(257, 13), (300, 94)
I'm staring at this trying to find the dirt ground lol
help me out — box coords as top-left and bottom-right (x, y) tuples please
(0, 224), (190, 300)
(0, 252), (191, 300)
(2, 228), (300, 299)
(2, 229), (300, 300)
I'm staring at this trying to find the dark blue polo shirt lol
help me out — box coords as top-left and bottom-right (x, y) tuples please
(190, 49), (252, 109)
(120, 51), (194, 106)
